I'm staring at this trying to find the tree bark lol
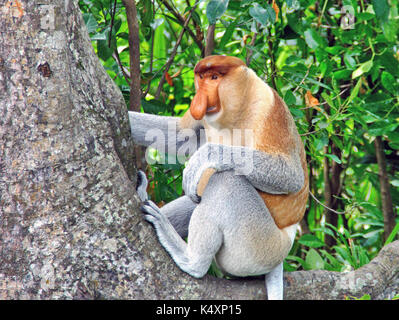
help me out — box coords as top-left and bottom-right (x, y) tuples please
(0, 0), (398, 300)
(374, 136), (396, 242)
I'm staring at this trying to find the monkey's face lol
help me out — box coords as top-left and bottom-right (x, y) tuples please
(190, 71), (222, 120)
(190, 55), (246, 121)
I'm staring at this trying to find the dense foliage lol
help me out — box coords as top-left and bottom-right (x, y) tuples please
(79, 0), (399, 275)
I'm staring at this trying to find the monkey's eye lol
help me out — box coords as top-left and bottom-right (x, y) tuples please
(199, 74), (203, 79)
(211, 74), (218, 80)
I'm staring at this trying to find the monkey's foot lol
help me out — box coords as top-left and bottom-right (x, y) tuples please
(136, 170), (148, 202)
(141, 200), (184, 257)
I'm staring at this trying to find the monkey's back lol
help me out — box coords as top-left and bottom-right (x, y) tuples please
(258, 144), (309, 229)
(255, 89), (309, 229)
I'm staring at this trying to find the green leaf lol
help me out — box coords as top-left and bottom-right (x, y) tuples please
(319, 249), (343, 270)
(286, 0), (300, 10)
(90, 30), (107, 41)
(249, 3), (275, 27)
(141, 99), (167, 115)
(298, 234), (325, 248)
(206, 0), (229, 25)
(314, 134), (329, 151)
(284, 90), (296, 105)
(285, 255), (306, 268)
(220, 20), (237, 48)
(325, 46), (343, 55)
(333, 69), (352, 80)
(345, 78), (362, 105)
(368, 121), (399, 136)
(304, 29), (324, 49)
(382, 16), (399, 42)
(305, 249), (325, 270)
(352, 60), (373, 79)
(153, 21), (167, 60)
(333, 246), (354, 266)
(96, 39), (114, 61)
(384, 222), (399, 246)
(325, 154), (342, 164)
(371, 0), (389, 22)
(379, 52), (399, 77)
(344, 52), (356, 69)
(357, 12), (375, 21)
(83, 13), (98, 33)
(381, 71), (396, 94)
(141, 0), (153, 27)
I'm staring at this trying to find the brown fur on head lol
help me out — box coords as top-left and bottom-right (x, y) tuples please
(190, 55), (247, 123)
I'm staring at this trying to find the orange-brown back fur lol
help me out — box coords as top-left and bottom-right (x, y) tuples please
(255, 90), (308, 229)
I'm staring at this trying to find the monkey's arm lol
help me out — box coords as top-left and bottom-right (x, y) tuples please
(183, 143), (304, 202)
(128, 111), (203, 156)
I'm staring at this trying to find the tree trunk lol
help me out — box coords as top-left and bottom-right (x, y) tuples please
(323, 146), (337, 247)
(0, 0), (398, 300)
(374, 136), (396, 242)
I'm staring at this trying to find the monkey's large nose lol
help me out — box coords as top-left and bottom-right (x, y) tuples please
(190, 90), (208, 120)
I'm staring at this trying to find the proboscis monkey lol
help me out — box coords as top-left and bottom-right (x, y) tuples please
(129, 55), (308, 300)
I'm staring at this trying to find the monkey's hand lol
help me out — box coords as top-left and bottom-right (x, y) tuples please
(136, 170), (149, 202)
(183, 161), (217, 203)
(182, 143), (239, 203)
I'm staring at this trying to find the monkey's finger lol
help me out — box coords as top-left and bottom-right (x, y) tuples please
(145, 200), (160, 212)
(140, 204), (158, 216)
(144, 214), (158, 225)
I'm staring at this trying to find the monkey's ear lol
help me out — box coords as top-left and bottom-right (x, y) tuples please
(190, 89), (208, 120)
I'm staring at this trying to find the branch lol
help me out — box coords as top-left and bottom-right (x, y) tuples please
(202, 240), (399, 299)
(154, 6), (195, 99)
(204, 24), (215, 57)
(112, 50), (131, 85)
(267, 39), (277, 90)
(245, 32), (258, 66)
(108, 0), (118, 48)
(159, 0), (205, 55)
(122, 0), (141, 112)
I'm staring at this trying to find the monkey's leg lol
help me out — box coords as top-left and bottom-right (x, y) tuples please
(159, 196), (197, 238)
(142, 200), (222, 278)
(198, 171), (292, 300)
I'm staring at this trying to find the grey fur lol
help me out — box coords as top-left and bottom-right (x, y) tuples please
(136, 170), (148, 202)
(130, 111), (303, 300)
(128, 111), (203, 157)
(141, 171), (292, 285)
(182, 143), (304, 203)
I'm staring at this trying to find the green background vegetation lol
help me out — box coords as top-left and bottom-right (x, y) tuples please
(79, 0), (399, 278)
